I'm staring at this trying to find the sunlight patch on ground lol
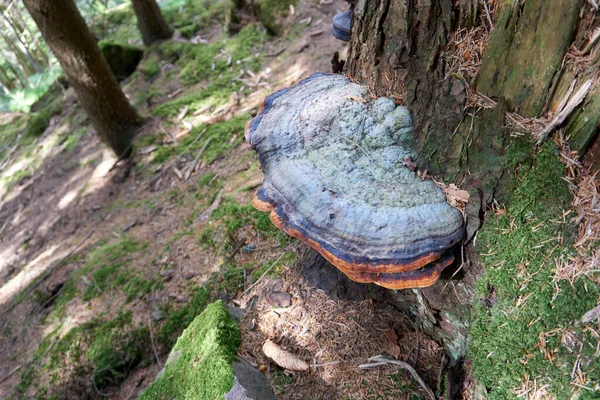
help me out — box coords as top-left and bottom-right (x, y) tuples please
(0, 244), (61, 306)
(83, 149), (115, 196)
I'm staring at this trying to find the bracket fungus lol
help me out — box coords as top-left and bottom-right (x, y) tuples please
(246, 73), (464, 289)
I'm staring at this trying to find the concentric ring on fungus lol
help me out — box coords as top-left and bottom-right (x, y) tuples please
(246, 73), (464, 289)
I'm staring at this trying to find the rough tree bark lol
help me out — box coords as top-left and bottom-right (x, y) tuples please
(131, 0), (173, 46)
(23, 0), (142, 157)
(292, 0), (598, 390)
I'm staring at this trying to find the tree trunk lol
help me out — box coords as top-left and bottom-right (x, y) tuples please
(23, 0), (142, 157)
(131, 0), (173, 46)
(294, 0), (598, 378)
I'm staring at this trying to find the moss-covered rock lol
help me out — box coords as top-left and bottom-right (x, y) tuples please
(25, 100), (63, 138)
(251, 0), (297, 35)
(140, 300), (241, 399)
(98, 40), (144, 81)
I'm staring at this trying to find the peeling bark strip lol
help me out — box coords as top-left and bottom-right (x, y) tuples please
(476, 0), (583, 117)
(23, 0), (141, 157)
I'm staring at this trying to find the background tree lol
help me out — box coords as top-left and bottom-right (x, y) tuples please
(131, 0), (173, 46)
(23, 0), (142, 157)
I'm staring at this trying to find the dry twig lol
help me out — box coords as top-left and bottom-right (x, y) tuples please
(359, 355), (435, 400)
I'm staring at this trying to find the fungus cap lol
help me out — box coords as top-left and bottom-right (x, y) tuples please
(246, 73), (464, 289)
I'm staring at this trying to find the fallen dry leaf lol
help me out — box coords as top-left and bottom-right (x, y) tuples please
(262, 340), (309, 371)
(444, 184), (470, 204)
(348, 95), (367, 103)
(384, 329), (401, 359)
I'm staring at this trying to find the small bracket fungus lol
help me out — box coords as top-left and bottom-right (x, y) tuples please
(246, 73), (464, 289)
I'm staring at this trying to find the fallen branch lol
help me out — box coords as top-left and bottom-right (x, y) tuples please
(359, 355), (436, 400)
(184, 138), (212, 181)
(265, 47), (286, 57)
(0, 365), (21, 384)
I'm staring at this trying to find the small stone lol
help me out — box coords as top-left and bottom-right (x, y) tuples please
(267, 291), (292, 308)
(160, 269), (176, 281)
(183, 272), (196, 280)
(151, 310), (163, 321)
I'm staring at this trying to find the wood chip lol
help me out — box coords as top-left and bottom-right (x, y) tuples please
(173, 167), (184, 180)
(139, 145), (158, 155)
(309, 30), (324, 37)
(177, 106), (189, 120)
(262, 340), (309, 371)
(348, 95), (367, 103)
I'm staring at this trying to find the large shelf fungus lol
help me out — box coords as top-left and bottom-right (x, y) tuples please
(246, 73), (464, 289)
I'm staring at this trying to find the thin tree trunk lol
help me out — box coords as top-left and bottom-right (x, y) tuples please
(0, 7), (41, 73)
(6, 63), (29, 89)
(7, 7), (50, 66)
(0, 63), (16, 91)
(0, 32), (36, 78)
(23, 0), (142, 157)
(131, 0), (173, 46)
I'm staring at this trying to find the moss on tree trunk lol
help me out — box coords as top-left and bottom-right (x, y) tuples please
(23, 0), (142, 157)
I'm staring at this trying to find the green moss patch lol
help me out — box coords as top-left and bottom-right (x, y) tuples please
(141, 300), (240, 400)
(162, 0), (228, 35)
(153, 115), (247, 165)
(469, 143), (600, 397)
(18, 311), (151, 396)
(252, 0), (298, 35)
(153, 25), (266, 117)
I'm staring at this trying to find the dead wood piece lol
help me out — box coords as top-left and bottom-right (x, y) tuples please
(582, 304), (600, 323)
(537, 79), (594, 145)
(184, 138), (212, 181)
(262, 340), (309, 371)
(265, 47), (286, 57)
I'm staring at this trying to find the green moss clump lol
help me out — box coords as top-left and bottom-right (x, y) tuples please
(211, 196), (286, 244)
(469, 143), (600, 397)
(138, 57), (161, 79)
(98, 40), (144, 81)
(140, 300), (240, 400)
(153, 115), (247, 165)
(25, 101), (63, 138)
(252, 0), (297, 35)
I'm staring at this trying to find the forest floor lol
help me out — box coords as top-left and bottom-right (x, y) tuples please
(1, 1), (600, 400)
(0, 0), (445, 399)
